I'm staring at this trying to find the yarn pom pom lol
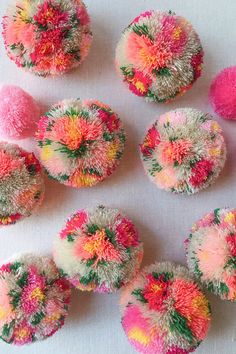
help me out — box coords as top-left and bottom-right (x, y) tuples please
(0, 254), (71, 345)
(36, 99), (126, 188)
(0, 85), (40, 139)
(115, 10), (203, 103)
(0, 142), (45, 226)
(209, 66), (236, 120)
(140, 108), (226, 194)
(2, 0), (92, 77)
(120, 262), (211, 354)
(186, 208), (236, 301)
(53, 206), (143, 293)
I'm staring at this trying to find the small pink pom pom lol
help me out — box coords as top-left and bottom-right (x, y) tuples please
(209, 66), (236, 120)
(0, 85), (40, 139)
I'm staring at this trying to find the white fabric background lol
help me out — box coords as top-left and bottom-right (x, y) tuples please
(0, 0), (236, 353)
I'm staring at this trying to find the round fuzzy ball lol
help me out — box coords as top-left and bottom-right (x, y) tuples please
(120, 262), (211, 354)
(140, 108), (226, 195)
(0, 85), (40, 139)
(0, 254), (71, 345)
(115, 10), (203, 103)
(0, 142), (45, 226)
(53, 206), (143, 293)
(186, 208), (236, 301)
(36, 99), (126, 188)
(2, 0), (92, 77)
(209, 66), (236, 120)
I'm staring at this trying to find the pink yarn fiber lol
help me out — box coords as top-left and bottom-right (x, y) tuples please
(209, 66), (236, 120)
(0, 85), (40, 139)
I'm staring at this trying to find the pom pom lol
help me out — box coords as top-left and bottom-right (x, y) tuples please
(53, 206), (143, 293)
(186, 208), (236, 301)
(36, 99), (126, 188)
(115, 10), (203, 103)
(0, 142), (45, 226)
(2, 0), (92, 77)
(120, 262), (211, 354)
(140, 108), (226, 194)
(209, 66), (236, 120)
(0, 254), (71, 345)
(0, 85), (40, 139)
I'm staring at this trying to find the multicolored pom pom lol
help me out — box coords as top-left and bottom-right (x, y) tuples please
(140, 108), (226, 194)
(209, 66), (236, 120)
(0, 85), (40, 139)
(120, 262), (211, 354)
(2, 0), (92, 77)
(36, 99), (126, 188)
(115, 10), (203, 103)
(0, 254), (71, 345)
(0, 142), (45, 226)
(186, 208), (236, 301)
(53, 206), (143, 293)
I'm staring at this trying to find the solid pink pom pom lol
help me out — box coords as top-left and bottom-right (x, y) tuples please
(209, 66), (236, 120)
(0, 85), (40, 139)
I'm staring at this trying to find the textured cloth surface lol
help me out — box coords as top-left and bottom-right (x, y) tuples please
(0, 0), (236, 353)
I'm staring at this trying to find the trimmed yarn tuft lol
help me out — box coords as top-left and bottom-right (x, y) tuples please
(209, 66), (236, 120)
(53, 206), (143, 293)
(36, 99), (126, 188)
(115, 10), (203, 103)
(140, 108), (226, 194)
(0, 85), (40, 139)
(0, 254), (71, 345)
(0, 142), (45, 226)
(2, 0), (92, 77)
(186, 208), (236, 301)
(120, 262), (211, 354)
